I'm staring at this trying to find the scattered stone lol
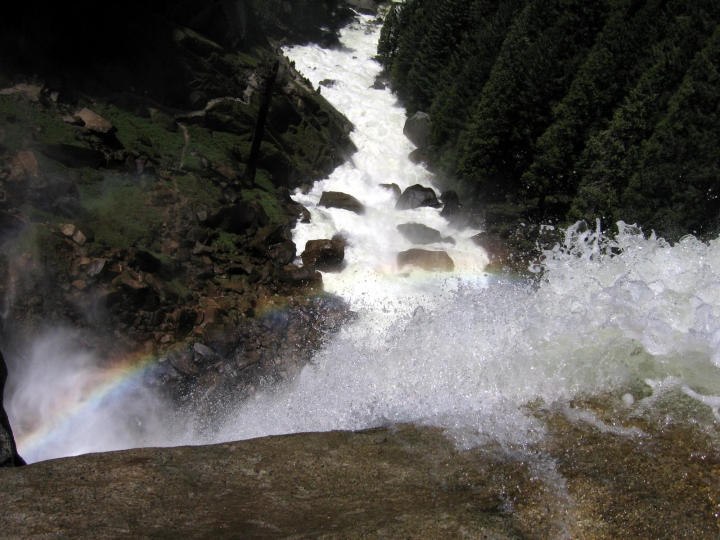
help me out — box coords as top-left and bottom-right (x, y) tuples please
(0, 83), (41, 101)
(8, 151), (39, 181)
(59, 223), (77, 238)
(193, 342), (216, 360)
(74, 108), (113, 134)
(397, 223), (452, 245)
(397, 249), (454, 272)
(71, 229), (87, 246)
(395, 184), (440, 210)
(379, 183), (401, 198)
(319, 191), (365, 215)
(87, 259), (107, 278)
(301, 235), (345, 272)
(280, 264), (322, 286)
(403, 111), (431, 149)
(319, 79), (337, 88)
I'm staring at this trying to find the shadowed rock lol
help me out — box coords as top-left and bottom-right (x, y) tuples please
(0, 351), (24, 467)
(379, 183), (401, 198)
(319, 191), (365, 214)
(395, 184), (441, 210)
(403, 111), (431, 149)
(397, 223), (453, 245)
(397, 248), (454, 271)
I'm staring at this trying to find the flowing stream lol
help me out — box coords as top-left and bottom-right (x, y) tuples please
(8, 12), (720, 463)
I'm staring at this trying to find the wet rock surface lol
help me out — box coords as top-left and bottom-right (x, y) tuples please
(398, 248), (454, 272)
(395, 183), (441, 210)
(301, 234), (346, 272)
(319, 190), (365, 214)
(397, 222), (453, 245)
(0, 418), (717, 538)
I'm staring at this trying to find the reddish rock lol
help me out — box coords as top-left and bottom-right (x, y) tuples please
(301, 235), (345, 272)
(397, 249), (454, 272)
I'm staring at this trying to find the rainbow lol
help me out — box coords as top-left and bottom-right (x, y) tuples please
(16, 351), (158, 463)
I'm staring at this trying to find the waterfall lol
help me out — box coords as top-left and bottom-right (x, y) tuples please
(9, 12), (720, 463)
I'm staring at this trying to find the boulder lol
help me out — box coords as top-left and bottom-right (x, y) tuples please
(397, 249), (454, 272)
(74, 108), (113, 134)
(301, 235), (346, 272)
(403, 111), (431, 149)
(379, 183), (401, 198)
(397, 223), (453, 245)
(279, 264), (322, 286)
(440, 190), (461, 219)
(319, 191), (365, 215)
(268, 241), (297, 266)
(1, 350), (24, 467)
(395, 184), (440, 210)
(471, 232), (511, 267)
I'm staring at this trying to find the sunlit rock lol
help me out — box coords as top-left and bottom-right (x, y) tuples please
(397, 248), (454, 271)
(319, 191), (365, 214)
(302, 235), (346, 272)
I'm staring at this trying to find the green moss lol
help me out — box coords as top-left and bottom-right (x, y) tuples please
(0, 94), (78, 150)
(211, 230), (240, 254)
(165, 278), (193, 301)
(175, 173), (222, 205)
(100, 105), (185, 168)
(78, 174), (165, 250)
(240, 185), (286, 225)
(185, 124), (248, 165)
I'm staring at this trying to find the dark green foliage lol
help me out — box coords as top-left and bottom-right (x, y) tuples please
(380, 0), (720, 244)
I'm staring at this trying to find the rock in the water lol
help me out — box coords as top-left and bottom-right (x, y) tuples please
(0, 351), (24, 467)
(440, 190), (461, 218)
(395, 184), (440, 210)
(302, 235), (345, 272)
(397, 249), (454, 271)
(379, 183), (401, 198)
(397, 223), (449, 245)
(472, 232), (510, 267)
(403, 111), (431, 149)
(319, 79), (337, 88)
(319, 191), (365, 215)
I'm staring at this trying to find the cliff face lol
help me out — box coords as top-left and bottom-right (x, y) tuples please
(0, 2), (361, 411)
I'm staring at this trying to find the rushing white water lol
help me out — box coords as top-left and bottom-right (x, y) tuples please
(8, 12), (720, 463)
(212, 14), (720, 445)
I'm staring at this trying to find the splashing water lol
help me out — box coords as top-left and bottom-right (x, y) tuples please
(7, 13), (720, 463)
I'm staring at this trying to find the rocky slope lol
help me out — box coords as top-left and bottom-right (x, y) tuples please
(0, 2), (372, 414)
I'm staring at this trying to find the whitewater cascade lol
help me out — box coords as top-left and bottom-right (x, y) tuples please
(9, 12), (720, 463)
